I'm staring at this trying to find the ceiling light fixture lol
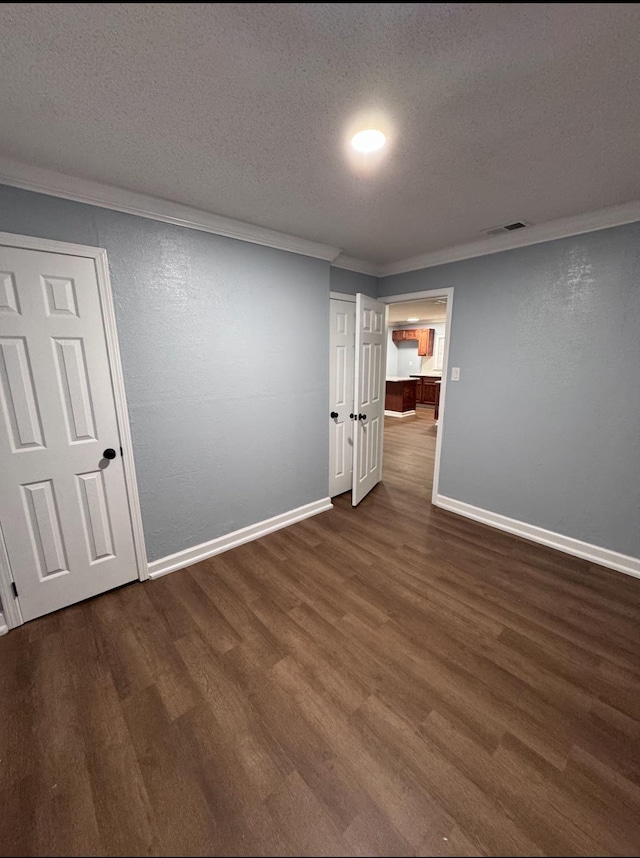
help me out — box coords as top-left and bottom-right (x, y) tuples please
(406, 317), (419, 322)
(351, 129), (386, 153)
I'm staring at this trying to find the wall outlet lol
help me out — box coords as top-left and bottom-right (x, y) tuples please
(409, 361), (413, 366)
(451, 367), (461, 381)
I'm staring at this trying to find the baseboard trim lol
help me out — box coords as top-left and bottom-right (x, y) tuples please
(435, 495), (640, 579)
(148, 497), (333, 579)
(384, 409), (416, 418)
(0, 611), (7, 636)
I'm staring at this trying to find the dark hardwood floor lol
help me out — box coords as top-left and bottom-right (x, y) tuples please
(2, 407), (640, 856)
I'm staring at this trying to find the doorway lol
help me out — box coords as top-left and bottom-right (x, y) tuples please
(379, 288), (453, 503)
(0, 233), (147, 628)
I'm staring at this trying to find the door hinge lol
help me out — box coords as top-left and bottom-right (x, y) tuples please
(11, 580), (18, 599)
(120, 446), (123, 456)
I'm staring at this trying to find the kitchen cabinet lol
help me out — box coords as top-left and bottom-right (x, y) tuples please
(410, 374), (441, 405)
(423, 380), (438, 404)
(391, 328), (418, 343)
(391, 328), (434, 356)
(385, 378), (417, 415)
(418, 328), (434, 357)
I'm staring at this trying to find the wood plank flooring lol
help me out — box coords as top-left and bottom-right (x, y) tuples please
(2, 406), (640, 856)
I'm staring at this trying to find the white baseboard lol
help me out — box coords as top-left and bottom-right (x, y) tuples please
(0, 611), (7, 635)
(435, 495), (640, 579)
(148, 497), (333, 579)
(384, 409), (417, 418)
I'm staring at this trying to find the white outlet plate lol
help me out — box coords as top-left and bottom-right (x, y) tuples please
(451, 367), (461, 381)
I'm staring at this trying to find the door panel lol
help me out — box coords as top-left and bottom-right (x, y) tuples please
(329, 299), (355, 497)
(0, 336), (45, 449)
(77, 470), (115, 562)
(352, 294), (386, 506)
(22, 479), (68, 578)
(0, 271), (20, 314)
(0, 245), (138, 622)
(53, 338), (97, 442)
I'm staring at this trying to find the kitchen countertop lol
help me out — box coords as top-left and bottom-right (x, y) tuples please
(409, 373), (442, 378)
(386, 376), (418, 382)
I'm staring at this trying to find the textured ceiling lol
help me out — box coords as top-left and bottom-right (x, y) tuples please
(387, 299), (447, 325)
(1, 3), (640, 265)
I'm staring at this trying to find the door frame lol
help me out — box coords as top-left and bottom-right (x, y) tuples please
(0, 232), (148, 630)
(378, 286), (454, 504)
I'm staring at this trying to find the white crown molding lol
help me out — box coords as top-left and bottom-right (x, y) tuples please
(380, 200), (640, 277)
(4, 157), (639, 277)
(0, 157), (341, 262)
(435, 495), (640, 580)
(148, 497), (333, 579)
(331, 254), (382, 277)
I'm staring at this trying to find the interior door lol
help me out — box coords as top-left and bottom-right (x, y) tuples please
(352, 293), (386, 506)
(0, 244), (138, 622)
(329, 298), (355, 497)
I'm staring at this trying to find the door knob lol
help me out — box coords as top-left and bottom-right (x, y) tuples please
(358, 414), (367, 421)
(350, 413), (355, 419)
(330, 411), (338, 419)
(103, 448), (117, 460)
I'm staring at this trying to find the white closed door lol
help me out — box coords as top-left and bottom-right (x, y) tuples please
(352, 293), (386, 506)
(329, 299), (355, 497)
(0, 245), (138, 622)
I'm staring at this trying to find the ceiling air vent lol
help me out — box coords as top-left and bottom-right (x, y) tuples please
(484, 221), (529, 236)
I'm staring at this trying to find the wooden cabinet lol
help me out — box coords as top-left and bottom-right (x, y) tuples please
(391, 328), (434, 356)
(417, 328), (434, 357)
(412, 377), (424, 402)
(385, 379), (417, 414)
(410, 375), (441, 405)
(391, 328), (418, 343)
(423, 380), (438, 404)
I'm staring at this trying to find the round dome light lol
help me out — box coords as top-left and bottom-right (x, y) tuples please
(351, 129), (386, 153)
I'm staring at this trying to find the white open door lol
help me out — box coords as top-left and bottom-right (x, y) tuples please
(0, 242), (140, 622)
(329, 298), (355, 497)
(352, 293), (386, 506)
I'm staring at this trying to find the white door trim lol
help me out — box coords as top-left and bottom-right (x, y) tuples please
(329, 291), (356, 302)
(378, 287), (454, 504)
(0, 231), (148, 628)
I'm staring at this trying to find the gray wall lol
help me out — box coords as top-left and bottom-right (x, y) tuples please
(330, 266), (378, 298)
(0, 184), (330, 562)
(379, 223), (640, 559)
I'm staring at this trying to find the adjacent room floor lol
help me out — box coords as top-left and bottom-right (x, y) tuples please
(1, 409), (639, 856)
